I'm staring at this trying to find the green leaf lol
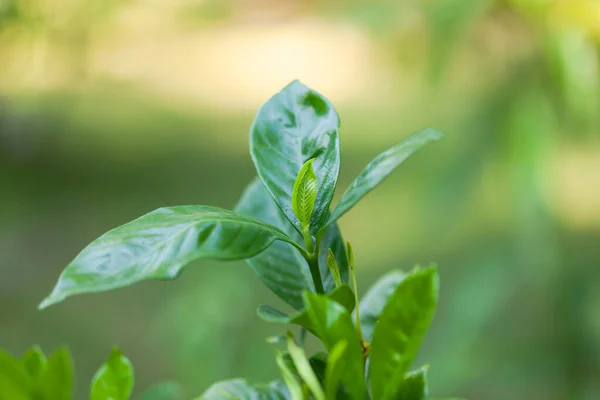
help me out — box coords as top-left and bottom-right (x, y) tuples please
(257, 284), (355, 337)
(275, 352), (303, 400)
(40, 205), (301, 308)
(136, 382), (183, 400)
(324, 341), (347, 400)
(303, 292), (366, 400)
(22, 345), (48, 380)
(90, 348), (134, 400)
(370, 267), (439, 400)
(0, 349), (32, 399)
(394, 367), (428, 400)
(236, 179), (348, 309)
(200, 379), (289, 400)
(325, 128), (444, 227)
(36, 347), (74, 400)
(286, 333), (325, 400)
(250, 80), (340, 235)
(292, 158), (318, 232)
(326, 249), (342, 288)
(356, 270), (407, 342)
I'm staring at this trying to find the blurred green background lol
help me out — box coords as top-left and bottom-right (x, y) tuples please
(1, 0), (599, 399)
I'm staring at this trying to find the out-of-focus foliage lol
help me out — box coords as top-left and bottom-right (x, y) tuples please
(1, 1), (599, 399)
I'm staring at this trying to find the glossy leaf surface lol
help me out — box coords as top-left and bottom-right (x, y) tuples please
(370, 267), (439, 400)
(303, 292), (366, 400)
(200, 379), (289, 400)
(236, 179), (348, 309)
(257, 284), (355, 337)
(41, 205), (299, 308)
(394, 367), (428, 400)
(250, 80), (340, 235)
(291, 158), (318, 232)
(326, 128), (444, 227)
(90, 348), (134, 400)
(356, 271), (406, 342)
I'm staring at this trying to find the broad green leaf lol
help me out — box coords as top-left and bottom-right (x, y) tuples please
(257, 284), (355, 337)
(236, 179), (348, 309)
(303, 292), (366, 400)
(136, 382), (183, 400)
(356, 271), (407, 342)
(325, 128), (444, 227)
(370, 267), (439, 400)
(200, 378), (289, 400)
(0, 349), (32, 399)
(250, 80), (340, 235)
(40, 205), (301, 308)
(36, 347), (74, 400)
(324, 341), (347, 400)
(292, 158), (318, 232)
(275, 351), (303, 400)
(90, 348), (134, 400)
(22, 345), (47, 380)
(394, 367), (428, 400)
(286, 333), (325, 400)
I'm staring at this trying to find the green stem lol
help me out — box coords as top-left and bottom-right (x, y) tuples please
(307, 253), (324, 294)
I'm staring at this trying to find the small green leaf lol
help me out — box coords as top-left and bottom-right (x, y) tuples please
(251, 80), (341, 235)
(40, 205), (302, 308)
(36, 347), (74, 400)
(275, 351), (303, 400)
(292, 158), (318, 233)
(325, 128), (444, 227)
(324, 341), (347, 400)
(394, 367), (428, 400)
(326, 249), (342, 288)
(236, 179), (349, 309)
(0, 349), (32, 399)
(303, 292), (366, 400)
(90, 348), (134, 400)
(356, 270), (406, 342)
(136, 382), (183, 400)
(257, 284), (355, 337)
(286, 333), (325, 400)
(21, 345), (47, 379)
(200, 378), (289, 400)
(370, 267), (439, 400)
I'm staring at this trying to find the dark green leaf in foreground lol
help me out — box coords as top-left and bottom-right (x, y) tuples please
(303, 292), (366, 400)
(257, 284), (355, 337)
(90, 348), (134, 400)
(356, 270), (406, 342)
(394, 367), (428, 400)
(251, 80), (341, 235)
(40, 205), (301, 309)
(236, 179), (348, 309)
(199, 378), (289, 400)
(325, 128), (444, 228)
(370, 267), (439, 400)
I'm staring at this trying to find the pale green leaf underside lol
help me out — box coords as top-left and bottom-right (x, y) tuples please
(370, 267), (439, 400)
(286, 334), (325, 400)
(250, 80), (341, 235)
(236, 179), (348, 310)
(257, 284), (355, 337)
(356, 270), (407, 342)
(40, 205), (300, 309)
(90, 348), (134, 400)
(292, 158), (318, 231)
(200, 379), (289, 400)
(326, 128), (444, 228)
(303, 293), (366, 400)
(276, 352), (303, 400)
